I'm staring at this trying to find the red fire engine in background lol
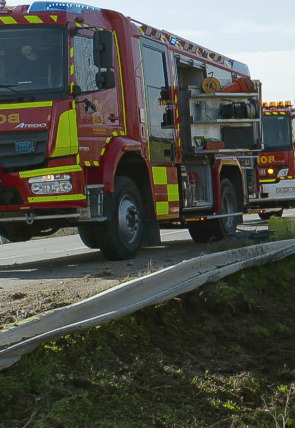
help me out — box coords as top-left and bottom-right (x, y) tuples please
(0, 1), (261, 260)
(250, 101), (295, 219)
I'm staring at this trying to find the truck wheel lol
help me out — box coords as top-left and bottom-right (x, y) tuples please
(188, 178), (238, 243)
(214, 178), (238, 238)
(188, 221), (217, 243)
(97, 176), (143, 260)
(258, 210), (283, 220)
(78, 224), (100, 249)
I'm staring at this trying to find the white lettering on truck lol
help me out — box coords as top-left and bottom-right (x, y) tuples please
(15, 123), (47, 129)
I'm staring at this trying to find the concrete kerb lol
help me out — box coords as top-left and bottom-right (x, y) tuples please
(1, 239), (295, 371)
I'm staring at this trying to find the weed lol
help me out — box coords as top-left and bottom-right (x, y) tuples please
(96, 266), (113, 277)
(145, 258), (155, 274)
(120, 274), (137, 283)
(253, 324), (271, 337)
(263, 383), (295, 428)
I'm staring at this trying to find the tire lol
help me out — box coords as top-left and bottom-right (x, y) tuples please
(97, 176), (143, 260)
(78, 224), (101, 249)
(0, 224), (37, 242)
(258, 210), (283, 220)
(215, 178), (238, 238)
(188, 221), (217, 243)
(188, 178), (238, 243)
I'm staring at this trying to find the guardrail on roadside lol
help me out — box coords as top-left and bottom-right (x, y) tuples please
(1, 239), (295, 371)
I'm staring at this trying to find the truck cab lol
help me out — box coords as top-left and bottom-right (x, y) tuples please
(254, 101), (295, 218)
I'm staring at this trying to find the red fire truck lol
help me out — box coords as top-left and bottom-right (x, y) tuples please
(0, 1), (261, 259)
(251, 101), (295, 219)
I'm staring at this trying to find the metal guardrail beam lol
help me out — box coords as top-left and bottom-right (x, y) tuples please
(1, 239), (295, 371)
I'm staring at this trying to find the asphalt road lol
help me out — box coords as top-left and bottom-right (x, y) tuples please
(0, 213), (270, 267)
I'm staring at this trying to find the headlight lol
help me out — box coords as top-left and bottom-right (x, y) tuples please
(277, 169), (289, 178)
(28, 174), (72, 195)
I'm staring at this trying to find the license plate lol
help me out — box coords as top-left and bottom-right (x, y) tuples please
(16, 141), (34, 153)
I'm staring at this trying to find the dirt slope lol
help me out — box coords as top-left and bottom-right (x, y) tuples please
(0, 231), (257, 329)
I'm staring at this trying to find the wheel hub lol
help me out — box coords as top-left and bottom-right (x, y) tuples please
(118, 196), (140, 244)
(221, 188), (235, 230)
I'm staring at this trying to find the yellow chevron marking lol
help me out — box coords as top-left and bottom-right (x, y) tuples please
(0, 16), (17, 24)
(25, 15), (43, 23)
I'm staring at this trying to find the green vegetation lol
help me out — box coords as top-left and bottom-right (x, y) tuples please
(1, 256), (295, 427)
(269, 216), (295, 240)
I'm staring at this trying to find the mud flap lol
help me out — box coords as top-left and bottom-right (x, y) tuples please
(141, 218), (161, 247)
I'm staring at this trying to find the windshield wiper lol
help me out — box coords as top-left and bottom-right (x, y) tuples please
(0, 84), (36, 101)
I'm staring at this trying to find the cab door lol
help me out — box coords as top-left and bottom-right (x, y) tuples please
(140, 38), (175, 164)
(73, 32), (124, 167)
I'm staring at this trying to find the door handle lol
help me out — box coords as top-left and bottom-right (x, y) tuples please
(108, 115), (119, 122)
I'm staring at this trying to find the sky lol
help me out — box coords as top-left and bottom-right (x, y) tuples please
(6, 0), (295, 103)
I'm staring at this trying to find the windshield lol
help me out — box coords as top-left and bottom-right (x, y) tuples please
(262, 115), (292, 151)
(0, 26), (65, 101)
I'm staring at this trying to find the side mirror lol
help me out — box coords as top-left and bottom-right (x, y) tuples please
(93, 30), (113, 69)
(95, 70), (115, 90)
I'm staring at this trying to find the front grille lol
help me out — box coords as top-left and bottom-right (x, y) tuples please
(0, 131), (48, 170)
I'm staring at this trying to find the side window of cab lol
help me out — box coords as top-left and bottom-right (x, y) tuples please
(74, 36), (98, 92)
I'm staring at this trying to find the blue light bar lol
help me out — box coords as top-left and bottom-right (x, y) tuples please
(28, 2), (101, 14)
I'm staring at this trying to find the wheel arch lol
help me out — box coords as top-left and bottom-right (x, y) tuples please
(99, 136), (142, 193)
(98, 137), (154, 218)
(115, 152), (160, 246)
(116, 151), (152, 214)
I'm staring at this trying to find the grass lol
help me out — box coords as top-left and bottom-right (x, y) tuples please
(269, 216), (295, 240)
(1, 256), (295, 427)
